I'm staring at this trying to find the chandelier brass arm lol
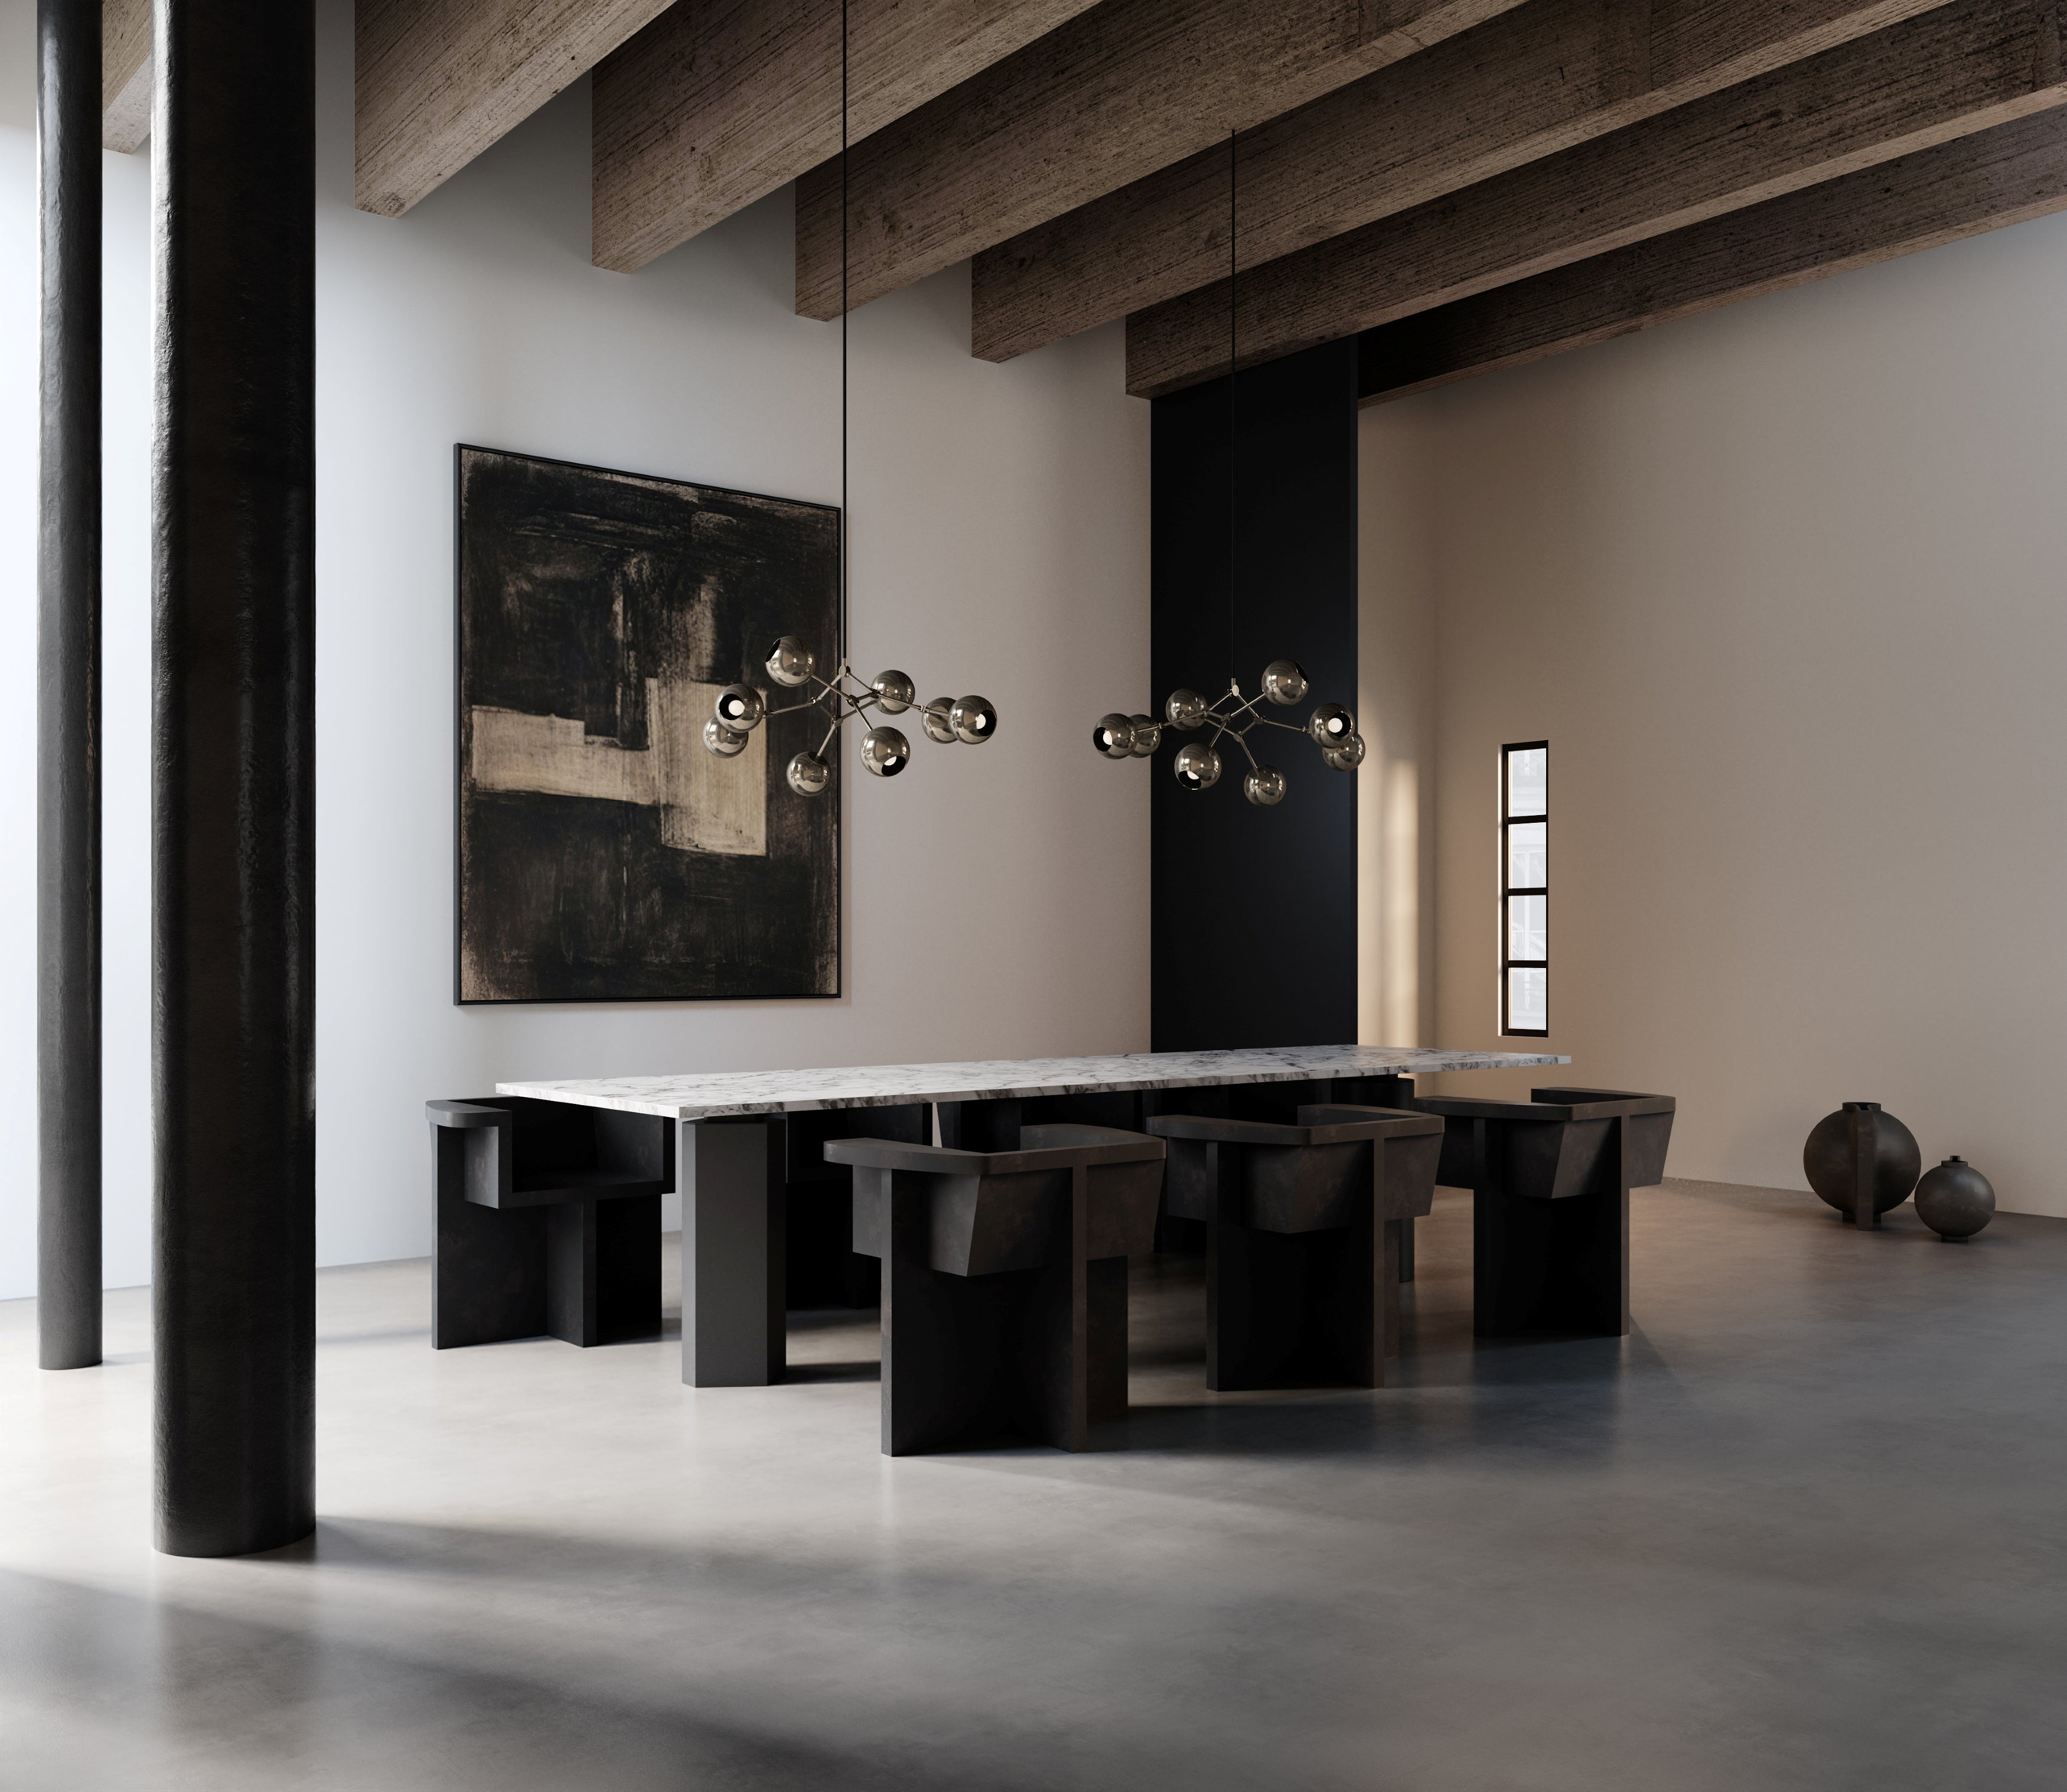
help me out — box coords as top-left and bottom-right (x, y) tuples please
(1093, 659), (1364, 806)
(705, 634), (994, 796)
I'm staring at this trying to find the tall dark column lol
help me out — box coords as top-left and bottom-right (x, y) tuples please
(1149, 339), (1359, 1051)
(152, 0), (317, 1557)
(37, 0), (103, 1371)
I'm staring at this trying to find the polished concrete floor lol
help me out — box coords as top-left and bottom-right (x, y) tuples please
(4, 1180), (2065, 1790)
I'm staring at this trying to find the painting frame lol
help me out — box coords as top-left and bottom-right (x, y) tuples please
(452, 444), (842, 1006)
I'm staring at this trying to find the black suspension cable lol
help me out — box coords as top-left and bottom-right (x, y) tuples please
(840, 0), (850, 669)
(1227, 127), (1236, 690)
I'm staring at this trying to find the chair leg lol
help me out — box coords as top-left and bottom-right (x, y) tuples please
(881, 1169), (1117, 1455)
(1085, 1257), (1129, 1424)
(1308, 1207), (1398, 1389)
(1541, 1185), (1629, 1337)
(545, 1201), (598, 1347)
(1473, 1184), (1552, 1337)
(1381, 1217), (1402, 1373)
(593, 1194), (662, 1344)
(881, 1255), (1019, 1455)
(432, 1126), (545, 1348)
(1474, 1184), (1629, 1337)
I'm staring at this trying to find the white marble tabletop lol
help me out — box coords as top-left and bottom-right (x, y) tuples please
(497, 1044), (1570, 1121)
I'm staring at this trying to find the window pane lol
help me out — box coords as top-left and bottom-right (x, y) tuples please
(1508, 821), (1546, 889)
(1508, 967), (1547, 1032)
(1507, 747), (1546, 818)
(1508, 894), (1546, 961)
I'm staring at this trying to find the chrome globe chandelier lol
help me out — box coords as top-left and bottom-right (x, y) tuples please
(701, 0), (993, 798)
(1091, 132), (1362, 807)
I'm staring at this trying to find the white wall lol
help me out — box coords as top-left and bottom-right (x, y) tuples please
(1359, 210), (2067, 1216)
(0, 0), (1151, 1298)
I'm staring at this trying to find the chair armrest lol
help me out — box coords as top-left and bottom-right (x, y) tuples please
(1296, 1104), (1445, 1138)
(427, 1099), (506, 1129)
(824, 1138), (989, 1174)
(1530, 1087), (1675, 1117)
(1147, 1115), (1308, 1146)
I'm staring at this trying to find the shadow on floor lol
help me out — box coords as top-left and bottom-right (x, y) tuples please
(0, 1563), (1045, 1792)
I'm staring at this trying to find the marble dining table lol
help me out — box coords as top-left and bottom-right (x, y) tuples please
(497, 1044), (1569, 1386)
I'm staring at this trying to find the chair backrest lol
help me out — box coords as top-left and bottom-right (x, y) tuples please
(1149, 1107), (1442, 1233)
(1413, 1089), (1675, 1197)
(827, 1128), (1165, 1276)
(1415, 1088), (1674, 1123)
(426, 1096), (673, 1207)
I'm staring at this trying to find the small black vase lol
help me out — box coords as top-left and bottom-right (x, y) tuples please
(1913, 1156), (1996, 1242)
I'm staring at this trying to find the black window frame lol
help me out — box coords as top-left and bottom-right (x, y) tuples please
(1501, 741), (1548, 1037)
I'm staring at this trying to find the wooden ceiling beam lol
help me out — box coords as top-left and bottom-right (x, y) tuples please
(976, 0), (1959, 363)
(102, 0), (151, 154)
(791, 0), (1528, 320)
(1129, 0), (2067, 395)
(356, 0), (675, 219)
(1354, 105), (2067, 402)
(593, 0), (1107, 276)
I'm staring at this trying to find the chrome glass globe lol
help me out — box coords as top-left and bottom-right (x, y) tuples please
(920, 700), (957, 745)
(1173, 742), (1221, 792)
(1244, 764), (1287, 806)
(1307, 702), (1355, 745)
(950, 696), (996, 744)
(1127, 714), (1161, 758)
(1322, 731), (1367, 771)
(872, 669), (915, 714)
(765, 637), (816, 688)
(1261, 660), (1309, 706)
(713, 683), (765, 731)
(786, 751), (831, 796)
(860, 725), (911, 777)
(702, 717), (749, 759)
(1092, 712), (1136, 760)
(1165, 688), (1209, 731)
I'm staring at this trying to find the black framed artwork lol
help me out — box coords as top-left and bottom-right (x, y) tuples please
(454, 445), (840, 1003)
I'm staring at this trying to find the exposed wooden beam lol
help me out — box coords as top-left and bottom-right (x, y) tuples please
(1129, 0), (2067, 395)
(356, 0), (674, 219)
(102, 0), (151, 154)
(1354, 105), (2067, 401)
(594, 0), (1107, 276)
(976, 0), (1960, 363)
(792, 0), (1528, 320)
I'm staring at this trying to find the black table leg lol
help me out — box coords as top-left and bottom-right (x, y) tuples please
(680, 1117), (784, 1387)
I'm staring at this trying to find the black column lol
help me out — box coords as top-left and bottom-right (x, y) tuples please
(1149, 338), (1359, 1050)
(153, 0), (317, 1557)
(37, 0), (103, 1371)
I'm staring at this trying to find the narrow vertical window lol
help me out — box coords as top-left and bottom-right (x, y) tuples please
(1501, 742), (1548, 1035)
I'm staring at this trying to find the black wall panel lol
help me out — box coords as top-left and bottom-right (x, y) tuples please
(1149, 338), (1359, 1050)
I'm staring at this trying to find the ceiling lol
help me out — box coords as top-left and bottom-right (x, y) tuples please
(100, 0), (2067, 402)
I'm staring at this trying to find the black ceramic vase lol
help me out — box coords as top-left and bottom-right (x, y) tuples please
(1802, 1102), (1921, 1227)
(1913, 1156), (1996, 1241)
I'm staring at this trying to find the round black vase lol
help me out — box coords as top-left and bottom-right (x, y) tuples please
(1913, 1156), (1996, 1241)
(1803, 1102), (1921, 1220)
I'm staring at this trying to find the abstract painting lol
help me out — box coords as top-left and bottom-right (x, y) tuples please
(455, 445), (839, 1003)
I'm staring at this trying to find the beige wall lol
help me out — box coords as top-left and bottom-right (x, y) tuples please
(1359, 210), (2067, 1216)
(1355, 410), (1439, 1052)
